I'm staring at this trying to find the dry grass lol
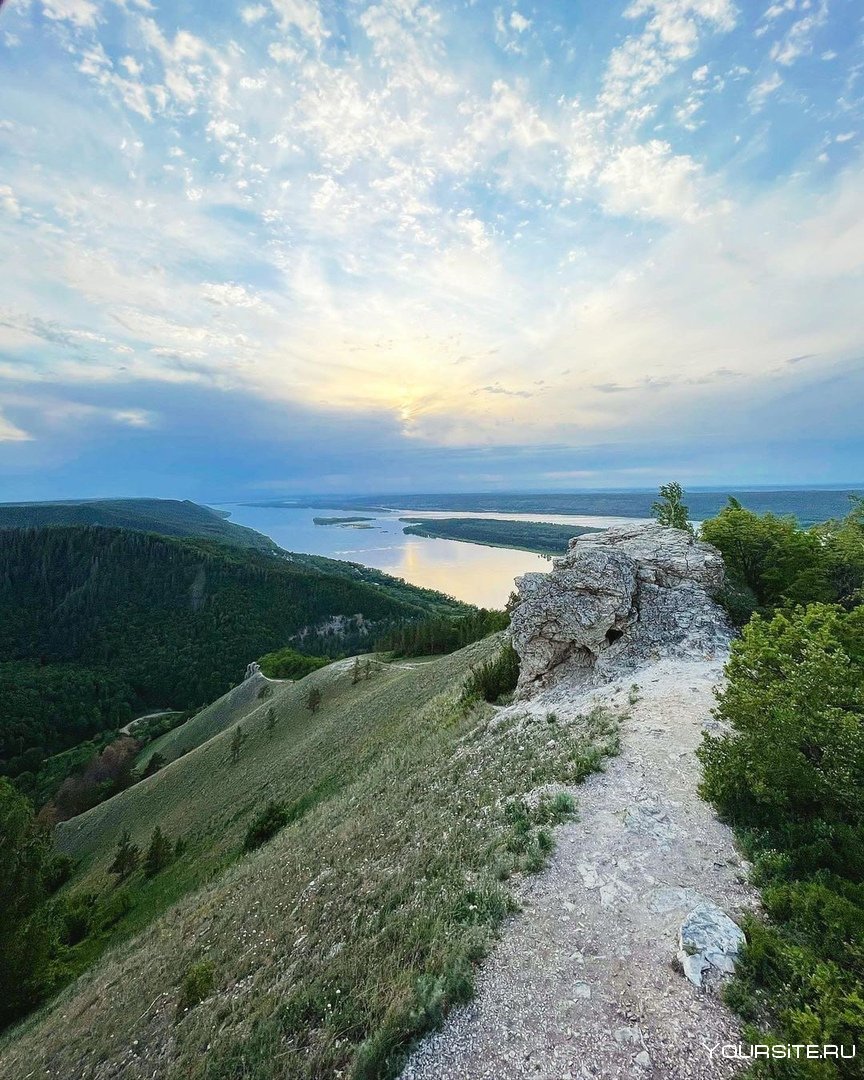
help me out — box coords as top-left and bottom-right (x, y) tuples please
(1, 637), (621, 1080)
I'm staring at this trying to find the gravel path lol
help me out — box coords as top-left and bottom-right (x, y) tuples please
(401, 657), (758, 1080)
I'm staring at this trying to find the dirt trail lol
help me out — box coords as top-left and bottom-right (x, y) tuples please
(401, 657), (758, 1080)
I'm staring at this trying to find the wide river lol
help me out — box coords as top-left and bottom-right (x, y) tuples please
(221, 504), (646, 608)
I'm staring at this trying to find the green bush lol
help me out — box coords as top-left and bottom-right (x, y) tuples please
(177, 960), (215, 1014)
(699, 605), (864, 869)
(98, 888), (134, 931)
(243, 800), (289, 852)
(461, 641), (520, 704)
(699, 603), (864, 1075)
(257, 647), (329, 680)
(701, 496), (864, 624)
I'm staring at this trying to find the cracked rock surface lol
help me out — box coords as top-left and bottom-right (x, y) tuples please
(511, 524), (729, 695)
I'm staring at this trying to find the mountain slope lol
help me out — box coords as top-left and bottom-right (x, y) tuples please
(0, 635), (620, 1080)
(0, 526), (467, 777)
(0, 498), (276, 551)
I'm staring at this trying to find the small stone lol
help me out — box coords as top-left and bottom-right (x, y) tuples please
(635, 1050), (651, 1068)
(573, 983), (592, 1000)
(677, 902), (745, 988)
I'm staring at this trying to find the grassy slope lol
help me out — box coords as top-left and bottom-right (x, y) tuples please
(1, 639), (620, 1080)
(136, 671), (281, 771)
(0, 498), (277, 551)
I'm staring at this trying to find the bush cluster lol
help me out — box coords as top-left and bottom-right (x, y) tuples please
(699, 604), (864, 1075)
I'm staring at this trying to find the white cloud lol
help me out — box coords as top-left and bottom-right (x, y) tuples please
(0, 185), (22, 218)
(0, 410), (31, 441)
(763, 0), (796, 21)
(41, 0), (100, 28)
(835, 131), (855, 143)
(241, 4), (268, 24)
(510, 11), (531, 33)
(749, 69), (783, 108)
(770, 0), (829, 66)
(598, 140), (707, 223)
(601, 0), (737, 112)
(269, 0), (327, 46)
(201, 282), (271, 310)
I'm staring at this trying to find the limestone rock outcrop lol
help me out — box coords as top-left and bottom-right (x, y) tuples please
(510, 523), (729, 693)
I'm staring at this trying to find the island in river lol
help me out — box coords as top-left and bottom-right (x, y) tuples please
(400, 517), (602, 556)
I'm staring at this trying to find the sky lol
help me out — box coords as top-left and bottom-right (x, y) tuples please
(0, 0), (862, 500)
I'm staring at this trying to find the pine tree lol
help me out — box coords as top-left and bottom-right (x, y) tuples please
(0, 780), (56, 1029)
(351, 658), (362, 684)
(144, 826), (172, 878)
(265, 707), (277, 739)
(230, 725), (247, 764)
(363, 658), (373, 680)
(306, 687), (322, 715)
(108, 828), (140, 880)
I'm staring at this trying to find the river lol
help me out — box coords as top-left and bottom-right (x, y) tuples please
(219, 504), (646, 608)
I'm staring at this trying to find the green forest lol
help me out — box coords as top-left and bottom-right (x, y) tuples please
(401, 516), (602, 555)
(0, 497), (276, 551)
(0, 525), (466, 782)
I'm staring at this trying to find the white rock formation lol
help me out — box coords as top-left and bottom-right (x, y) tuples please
(244, 660), (262, 680)
(677, 902), (746, 989)
(510, 523), (729, 693)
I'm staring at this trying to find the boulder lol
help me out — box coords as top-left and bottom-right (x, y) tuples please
(677, 902), (746, 988)
(244, 661), (262, 680)
(510, 523), (728, 693)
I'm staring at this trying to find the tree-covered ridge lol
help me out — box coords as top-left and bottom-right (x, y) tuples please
(0, 526), (468, 779)
(0, 498), (276, 552)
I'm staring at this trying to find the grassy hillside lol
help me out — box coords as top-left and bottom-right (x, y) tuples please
(0, 526), (467, 779)
(136, 671), (280, 771)
(401, 517), (602, 555)
(0, 497), (277, 551)
(0, 639), (620, 1080)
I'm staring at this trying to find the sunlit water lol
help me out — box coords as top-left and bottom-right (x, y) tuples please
(220, 504), (646, 608)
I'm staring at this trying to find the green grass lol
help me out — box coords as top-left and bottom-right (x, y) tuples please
(0, 637), (621, 1080)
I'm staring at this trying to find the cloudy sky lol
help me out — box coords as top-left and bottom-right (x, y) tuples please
(1, 0), (862, 499)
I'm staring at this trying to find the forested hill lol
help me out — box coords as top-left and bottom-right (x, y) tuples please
(0, 497), (275, 551)
(0, 526), (465, 778)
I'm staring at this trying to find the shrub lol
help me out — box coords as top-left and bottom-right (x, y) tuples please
(700, 496), (864, 624)
(258, 646), (329, 680)
(243, 800), (289, 852)
(98, 888), (134, 930)
(461, 642), (519, 704)
(699, 602), (864, 1075)
(177, 960), (215, 1014)
(60, 892), (98, 946)
(699, 605), (864, 868)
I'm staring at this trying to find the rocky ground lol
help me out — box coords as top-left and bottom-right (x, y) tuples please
(401, 655), (759, 1080)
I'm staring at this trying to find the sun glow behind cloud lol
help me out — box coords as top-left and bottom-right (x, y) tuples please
(0, 0), (862, 496)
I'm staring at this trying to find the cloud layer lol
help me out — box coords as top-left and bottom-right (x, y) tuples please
(0, 0), (862, 496)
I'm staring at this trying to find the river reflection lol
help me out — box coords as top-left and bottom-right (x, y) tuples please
(219, 504), (591, 608)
